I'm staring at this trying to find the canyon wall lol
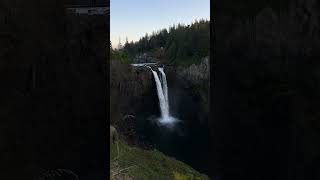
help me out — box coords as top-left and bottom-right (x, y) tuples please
(110, 57), (210, 130)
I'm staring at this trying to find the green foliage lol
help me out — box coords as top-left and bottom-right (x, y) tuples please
(111, 49), (131, 64)
(110, 140), (209, 180)
(122, 19), (210, 66)
(174, 55), (203, 67)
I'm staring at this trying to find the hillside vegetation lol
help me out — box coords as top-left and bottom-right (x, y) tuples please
(110, 139), (210, 180)
(112, 20), (210, 66)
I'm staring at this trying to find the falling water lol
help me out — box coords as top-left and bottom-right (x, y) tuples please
(150, 69), (169, 119)
(159, 67), (169, 110)
(147, 66), (177, 125)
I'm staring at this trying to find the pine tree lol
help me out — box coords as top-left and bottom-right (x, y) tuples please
(120, 20), (210, 65)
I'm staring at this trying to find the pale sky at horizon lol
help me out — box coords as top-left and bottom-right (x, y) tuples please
(111, 0), (210, 48)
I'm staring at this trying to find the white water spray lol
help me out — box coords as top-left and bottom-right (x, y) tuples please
(150, 69), (169, 119)
(159, 67), (169, 110)
(147, 66), (177, 126)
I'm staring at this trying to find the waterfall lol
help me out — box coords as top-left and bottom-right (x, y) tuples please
(150, 69), (169, 119)
(159, 67), (169, 110)
(147, 66), (177, 125)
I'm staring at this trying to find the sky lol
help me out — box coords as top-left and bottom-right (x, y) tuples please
(111, 0), (210, 48)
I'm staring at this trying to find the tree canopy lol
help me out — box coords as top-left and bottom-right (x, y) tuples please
(114, 19), (210, 66)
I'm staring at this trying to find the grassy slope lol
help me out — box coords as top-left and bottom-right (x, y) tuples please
(110, 140), (210, 180)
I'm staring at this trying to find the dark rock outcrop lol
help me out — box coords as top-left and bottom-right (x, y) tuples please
(110, 61), (155, 120)
(176, 57), (209, 85)
(166, 57), (209, 125)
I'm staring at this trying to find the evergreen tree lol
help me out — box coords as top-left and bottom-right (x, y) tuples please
(121, 20), (210, 65)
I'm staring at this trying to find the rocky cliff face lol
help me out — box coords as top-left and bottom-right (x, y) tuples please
(110, 60), (161, 147)
(173, 57), (210, 124)
(176, 57), (209, 85)
(110, 60), (156, 124)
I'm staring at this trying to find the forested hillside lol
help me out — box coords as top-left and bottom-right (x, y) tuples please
(113, 19), (210, 66)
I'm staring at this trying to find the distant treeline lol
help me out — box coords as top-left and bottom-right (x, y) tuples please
(112, 19), (210, 66)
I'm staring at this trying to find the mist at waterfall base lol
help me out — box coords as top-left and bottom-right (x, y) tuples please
(133, 66), (210, 175)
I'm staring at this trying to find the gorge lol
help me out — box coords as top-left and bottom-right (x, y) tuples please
(110, 18), (210, 179)
(110, 56), (210, 178)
